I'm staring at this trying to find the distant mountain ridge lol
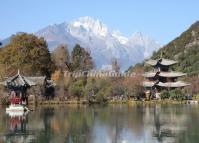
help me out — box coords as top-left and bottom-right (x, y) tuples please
(1, 16), (161, 70)
(35, 16), (161, 70)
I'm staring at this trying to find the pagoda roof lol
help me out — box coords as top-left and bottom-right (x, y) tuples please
(143, 81), (157, 87)
(143, 72), (157, 78)
(143, 81), (190, 88)
(146, 58), (178, 66)
(159, 72), (186, 77)
(1, 70), (45, 87)
(157, 81), (190, 88)
(143, 72), (187, 78)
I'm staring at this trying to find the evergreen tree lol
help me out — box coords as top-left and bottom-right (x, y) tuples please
(71, 44), (94, 71)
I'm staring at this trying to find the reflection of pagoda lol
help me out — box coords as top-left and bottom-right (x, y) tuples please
(9, 115), (27, 132)
(143, 58), (190, 99)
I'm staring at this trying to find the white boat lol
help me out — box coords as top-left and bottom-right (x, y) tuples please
(187, 100), (198, 104)
(6, 104), (29, 117)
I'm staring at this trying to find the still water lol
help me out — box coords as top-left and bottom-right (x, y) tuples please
(0, 104), (199, 143)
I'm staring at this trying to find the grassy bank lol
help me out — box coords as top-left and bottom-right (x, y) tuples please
(26, 98), (197, 106)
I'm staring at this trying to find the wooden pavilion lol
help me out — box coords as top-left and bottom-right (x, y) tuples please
(1, 70), (46, 104)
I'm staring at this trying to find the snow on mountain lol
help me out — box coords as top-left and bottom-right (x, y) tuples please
(35, 16), (161, 70)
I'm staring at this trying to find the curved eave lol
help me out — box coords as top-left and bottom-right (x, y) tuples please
(2, 73), (45, 87)
(159, 72), (187, 78)
(159, 59), (178, 66)
(146, 58), (178, 66)
(157, 81), (190, 88)
(143, 72), (187, 78)
(143, 72), (156, 78)
(143, 81), (156, 87)
(146, 60), (157, 66)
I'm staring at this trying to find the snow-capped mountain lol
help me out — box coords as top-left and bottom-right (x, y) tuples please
(36, 16), (161, 70)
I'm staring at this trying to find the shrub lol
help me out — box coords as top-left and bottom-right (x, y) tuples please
(160, 90), (170, 99)
(170, 89), (185, 100)
(110, 82), (125, 97)
(69, 79), (85, 100)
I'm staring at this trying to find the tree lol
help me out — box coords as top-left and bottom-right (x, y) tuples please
(123, 67), (144, 99)
(69, 79), (85, 100)
(85, 78), (98, 99)
(111, 81), (125, 98)
(0, 33), (53, 76)
(71, 44), (94, 71)
(123, 76), (144, 99)
(52, 44), (70, 70)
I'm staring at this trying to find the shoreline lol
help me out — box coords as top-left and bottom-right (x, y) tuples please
(27, 99), (198, 106)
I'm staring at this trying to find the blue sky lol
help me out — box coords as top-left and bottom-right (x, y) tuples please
(0, 0), (199, 44)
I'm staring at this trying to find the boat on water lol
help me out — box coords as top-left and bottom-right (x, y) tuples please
(6, 91), (30, 117)
(187, 100), (198, 104)
(6, 104), (29, 117)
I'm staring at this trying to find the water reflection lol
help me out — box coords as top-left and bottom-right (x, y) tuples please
(0, 108), (35, 143)
(0, 104), (199, 143)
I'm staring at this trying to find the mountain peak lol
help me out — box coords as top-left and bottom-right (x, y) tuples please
(70, 16), (108, 37)
(35, 16), (161, 70)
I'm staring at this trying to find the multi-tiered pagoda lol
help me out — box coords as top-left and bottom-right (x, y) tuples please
(143, 58), (190, 99)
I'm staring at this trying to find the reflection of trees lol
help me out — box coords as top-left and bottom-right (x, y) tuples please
(36, 108), (55, 143)
(128, 104), (145, 136)
(0, 110), (8, 135)
(64, 105), (94, 143)
(34, 105), (94, 143)
(88, 104), (145, 142)
(175, 105), (199, 143)
(149, 104), (189, 143)
(0, 110), (9, 142)
(1, 104), (196, 143)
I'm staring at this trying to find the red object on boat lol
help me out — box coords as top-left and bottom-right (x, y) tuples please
(10, 97), (21, 104)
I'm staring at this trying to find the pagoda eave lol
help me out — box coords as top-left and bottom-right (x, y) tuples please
(143, 72), (187, 78)
(146, 58), (178, 66)
(157, 81), (190, 88)
(143, 81), (157, 88)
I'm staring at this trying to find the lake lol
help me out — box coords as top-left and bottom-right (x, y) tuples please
(0, 104), (199, 143)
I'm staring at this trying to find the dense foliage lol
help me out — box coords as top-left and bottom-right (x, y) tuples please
(58, 73), (144, 102)
(71, 44), (94, 71)
(160, 89), (186, 101)
(51, 44), (70, 70)
(0, 33), (53, 76)
(152, 21), (199, 75)
(52, 44), (94, 72)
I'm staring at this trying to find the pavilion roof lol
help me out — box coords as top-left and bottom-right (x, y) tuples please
(1, 70), (45, 87)
(146, 58), (178, 66)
